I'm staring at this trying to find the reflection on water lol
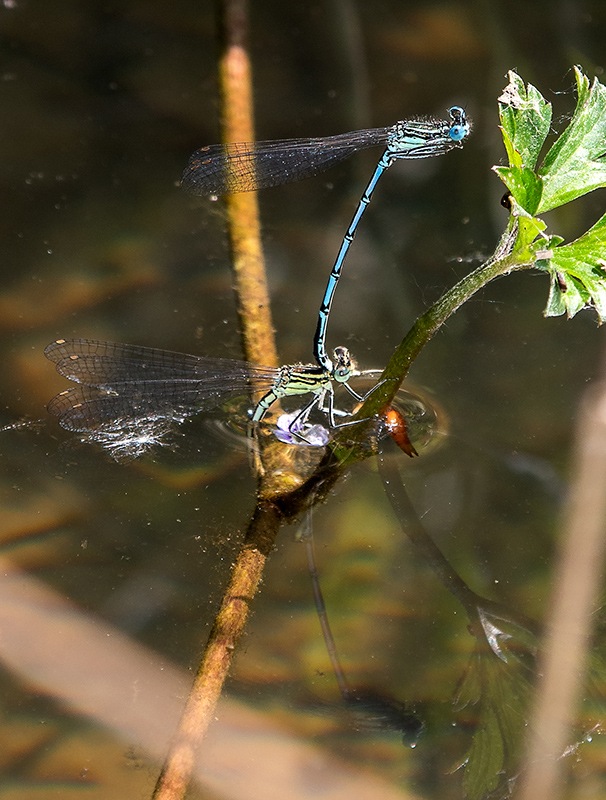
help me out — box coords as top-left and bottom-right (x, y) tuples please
(1, 0), (606, 798)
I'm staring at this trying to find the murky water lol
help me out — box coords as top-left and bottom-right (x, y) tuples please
(1, 1), (605, 798)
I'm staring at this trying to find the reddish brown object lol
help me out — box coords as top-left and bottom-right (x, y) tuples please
(383, 407), (418, 457)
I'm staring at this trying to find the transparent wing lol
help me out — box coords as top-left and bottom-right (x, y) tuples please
(45, 339), (279, 432)
(181, 127), (391, 195)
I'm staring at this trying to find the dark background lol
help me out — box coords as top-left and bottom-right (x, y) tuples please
(0, 2), (604, 798)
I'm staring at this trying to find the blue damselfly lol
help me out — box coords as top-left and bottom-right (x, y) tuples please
(182, 107), (470, 371)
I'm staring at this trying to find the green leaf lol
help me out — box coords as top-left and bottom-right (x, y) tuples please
(454, 642), (533, 800)
(516, 213), (548, 247)
(494, 67), (606, 216)
(497, 200), (555, 265)
(538, 67), (606, 212)
(494, 165), (543, 215)
(498, 71), (552, 170)
(463, 704), (504, 800)
(494, 72), (552, 213)
(540, 212), (606, 321)
(544, 273), (588, 318)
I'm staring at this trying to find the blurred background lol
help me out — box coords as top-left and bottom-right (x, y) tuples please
(0, 1), (605, 798)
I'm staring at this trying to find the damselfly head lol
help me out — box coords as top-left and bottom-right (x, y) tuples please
(447, 105), (470, 142)
(332, 345), (356, 382)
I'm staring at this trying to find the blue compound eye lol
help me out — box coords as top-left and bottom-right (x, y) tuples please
(446, 106), (468, 142)
(449, 124), (467, 142)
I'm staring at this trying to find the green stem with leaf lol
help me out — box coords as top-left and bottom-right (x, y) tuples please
(336, 66), (606, 462)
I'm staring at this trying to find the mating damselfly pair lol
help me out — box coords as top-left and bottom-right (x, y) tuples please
(45, 106), (470, 457)
(182, 106), (469, 372)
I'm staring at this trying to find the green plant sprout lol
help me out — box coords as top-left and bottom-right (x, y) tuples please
(346, 66), (606, 445)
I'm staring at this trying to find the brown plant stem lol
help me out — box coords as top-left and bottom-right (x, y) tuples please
(153, 2), (284, 798)
(219, 0), (278, 370)
(152, 503), (282, 800)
